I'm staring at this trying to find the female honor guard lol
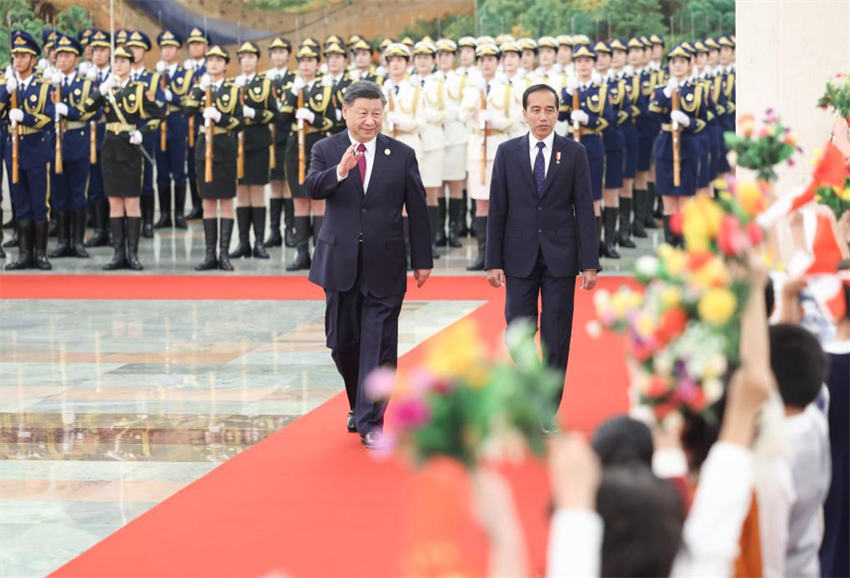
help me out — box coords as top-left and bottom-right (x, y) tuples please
(1, 31), (55, 270)
(627, 37), (656, 232)
(323, 42), (353, 136)
(499, 41), (531, 138)
(460, 43), (520, 270)
(436, 39), (467, 248)
(229, 41), (276, 260)
(264, 37), (295, 248)
(183, 27), (211, 221)
(49, 33), (97, 259)
(279, 45), (333, 271)
(649, 44), (707, 245)
(183, 45), (242, 271)
(82, 29), (112, 248)
(692, 41), (716, 198)
(560, 45), (616, 258)
(80, 45), (163, 270)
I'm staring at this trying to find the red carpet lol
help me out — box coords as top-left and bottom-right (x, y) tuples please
(48, 275), (632, 577)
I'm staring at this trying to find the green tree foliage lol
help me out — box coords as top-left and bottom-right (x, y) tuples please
(669, 0), (734, 39)
(1, 1), (93, 64)
(57, 5), (93, 38)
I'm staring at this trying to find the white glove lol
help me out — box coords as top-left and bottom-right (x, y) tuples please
(424, 108), (441, 123)
(55, 102), (69, 117)
(571, 109), (589, 125)
(565, 77), (579, 96)
(99, 74), (117, 93)
(199, 74), (211, 91)
(476, 77), (488, 93)
(393, 115), (416, 132)
(9, 108), (23, 123)
(183, 58), (195, 71)
(479, 109), (492, 123)
(295, 107), (315, 123)
(43, 66), (56, 80)
(265, 68), (278, 81)
(290, 76), (306, 95)
(164, 88), (173, 102)
(350, 69), (361, 81)
(129, 130), (143, 145)
(242, 105), (256, 119)
(86, 65), (98, 81)
(234, 75), (247, 88)
(663, 76), (679, 98)
(6, 75), (18, 94)
(321, 75), (334, 87)
(670, 110), (690, 128)
(51, 70), (63, 86)
(335, 108), (342, 121)
(203, 106), (222, 122)
(155, 60), (166, 73)
(386, 111), (400, 125)
(79, 61), (90, 76)
(37, 58), (48, 71)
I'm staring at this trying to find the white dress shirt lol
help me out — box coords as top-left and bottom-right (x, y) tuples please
(528, 131), (555, 178)
(336, 131), (377, 192)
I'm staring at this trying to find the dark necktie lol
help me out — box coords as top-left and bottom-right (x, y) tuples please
(534, 141), (546, 197)
(357, 143), (367, 185)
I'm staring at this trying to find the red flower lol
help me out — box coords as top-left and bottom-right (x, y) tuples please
(653, 400), (677, 420)
(669, 210), (683, 235)
(646, 375), (671, 398)
(655, 308), (688, 346)
(392, 398), (432, 430)
(746, 222), (763, 245)
(687, 250), (714, 272)
(717, 215), (749, 257)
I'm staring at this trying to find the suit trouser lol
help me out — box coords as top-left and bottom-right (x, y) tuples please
(52, 158), (89, 211)
(324, 246), (404, 434)
(156, 134), (188, 187)
(504, 249), (576, 416)
(4, 157), (49, 222)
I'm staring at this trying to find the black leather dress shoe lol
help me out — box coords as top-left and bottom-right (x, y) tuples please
(360, 430), (383, 449)
(346, 411), (357, 433)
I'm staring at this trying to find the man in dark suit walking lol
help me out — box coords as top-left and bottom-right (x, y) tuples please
(485, 84), (599, 427)
(304, 81), (433, 449)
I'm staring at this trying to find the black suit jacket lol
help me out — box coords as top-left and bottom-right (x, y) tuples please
(485, 133), (600, 278)
(305, 130), (433, 298)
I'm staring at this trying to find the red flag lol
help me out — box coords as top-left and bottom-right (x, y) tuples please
(813, 142), (849, 188)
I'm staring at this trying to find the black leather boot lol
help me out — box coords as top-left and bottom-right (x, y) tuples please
(466, 216), (487, 271)
(186, 179), (203, 220)
(125, 216), (143, 270)
(600, 207), (621, 259)
(2, 207), (14, 229)
(141, 196), (155, 238)
(228, 207), (253, 258)
(265, 198), (283, 247)
(458, 189), (470, 237)
(72, 210), (90, 258)
(252, 207), (270, 259)
(32, 221), (52, 270)
(427, 206), (441, 259)
(447, 198), (463, 248)
(219, 218), (234, 271)
(648, 182), (661, 227)
(49, 211), (72, 257)
(632, 189), (648, 238)
(3, 216), (19, 248)
(103, 218), (126, 270)
(596, 215), (603, 258)
(434, 197), (448, 247)
(85, 199), (111, 247)
(616, 199), (636, 249)
(286, 216), (311, 271)
(155, 183), (172, 228)
(5, 221), (33, 270)
(283, 198), (295, 247)
(173, 184), (188, 229)
(48, 216), (58, 238)
(0, 209), (5, 259)
(662, 215), (676, 246)
(195, 218), (218, 270)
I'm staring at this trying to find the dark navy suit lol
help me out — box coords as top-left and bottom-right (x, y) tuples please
(485, 133), (599, 415)
(305, 130), (432, 434)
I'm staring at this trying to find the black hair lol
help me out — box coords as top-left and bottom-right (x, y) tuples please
(343, 80), (387, 106)
(769, 323), (828, 408)
(591, 415), (654, 468)
(764, 276), (775, 319)
(522, 83), (559, 110)
(596, 464), (685, 577)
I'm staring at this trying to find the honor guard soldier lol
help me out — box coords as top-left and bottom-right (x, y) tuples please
(48, 33), (97, 259)
(125, 30), (165, 238)
(556, 35), (574, 76)
(81, 45), (164, 270)
(0, 67), (8, 257)
(627, 37), (657, 232)
(39, 30), (57, 78)
(183, 45), (241, 271)
(229, 41), (276, 261)
(610, 38), (643, 238)
(78, 28), (94, 63)
(279, 44), (334, 271)
(534, 36), (565, 91)
(323, 42), (353, 135)
(265, 36), (296, 248)
(517, 37), (537, 78)
(1, 31), (55, 270)
(456, 36), (478, 79)
(319, 35), (344, 76)
(376, 38), (394, 78)
(183, 27), (211, 220)
(692, 40), (716, 197)
(435, 38), (467, 248)
(650, 35), (667, 83)
(499, 41), (530, 137)
(595, 41), (635, 252)
(153, 30), (194, 230)
(649, 44), (707, 245)
(412, 40), (447, 253)
(82, 29), (112, 248)
(717, 35), (735, 177)
(460, 43), (521, 270)
(560, 45), (616, 258)
(349, 39), (385, 85)
(114, 28), (129, 47)
(705, 37), (727, 181)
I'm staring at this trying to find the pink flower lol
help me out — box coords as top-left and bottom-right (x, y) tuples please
(717, 215), (749, 257)
(365, 367), (396, 400)
(408, 367), (455, 395)
(392, 398), (432, 430)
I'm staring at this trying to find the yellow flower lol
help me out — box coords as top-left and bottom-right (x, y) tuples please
(660, 286), (683, 309)
(698, 287), (737, 326)
(633, 312), (655, 340)
(692, 256), (729, 288)
(681, 196), (724, 250)
(735, 180), (767, 217)
(424, 318), (487, 385)
(662, 247), (688, 277)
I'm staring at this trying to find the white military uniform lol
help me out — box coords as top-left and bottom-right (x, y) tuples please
(498, 71), (532, 138)
(440, 68), (471, 182)
(382, 76), (424, 159)
(534, 66), (571, 136)
(411, 72), (446, 188)
(460, 77), (522, 200)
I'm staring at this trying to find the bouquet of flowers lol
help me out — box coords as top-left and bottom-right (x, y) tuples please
(818, 72), (850, 120)
(594, 183), (767, 423)
(725, 109), (801, 183)
(366, 319), (562, 468)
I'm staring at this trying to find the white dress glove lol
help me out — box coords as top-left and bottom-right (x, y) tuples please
(663, 76), (679, 99)
(265, 68), (278, 81)
(198, 74), (211, 91)
(129, 130), (143, 145)
(163, 88), (174, 102)
(565, 78), (579, 96)
(78, 61), (90, 76)
(51, 70), (63, 86)
(350, 69), (361, 81)
(86, 66), (98, 81)
(183, 58), (195, 71)
(6, 75), (18, 94)
(670, 110), (690, 128)
(295, 108), (315, 123)
(155, 60), (167, 73)
(393, 114), (416, 132)
(571, 109), (589, 125)
(99, 74), (117, 93)
(335, 108), (342, 121)
(203, 106), (222, 122)
(243, 105), (256, 119)
(424, 108), (441, 123)
(55, 102), (69, 117)
(290, 76), (306, 95)
(477, 78), (488, 93)
(321, 75), (334, 87)
(9, 108), (24, 123)
(479, 109), (491, 123)
(234, 75), (247, 88)
(37, 58), (48, 71)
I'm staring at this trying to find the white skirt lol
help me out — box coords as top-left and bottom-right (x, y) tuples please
(441, 144), (467, 181)
(419, 148), (444, 188)
(467, 159), (495, 200)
